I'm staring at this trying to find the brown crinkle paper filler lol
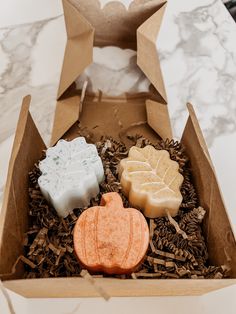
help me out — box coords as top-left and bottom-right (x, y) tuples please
(21, 134), (229, 279)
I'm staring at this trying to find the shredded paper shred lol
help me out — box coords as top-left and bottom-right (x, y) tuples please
(18, 135), (229, 280)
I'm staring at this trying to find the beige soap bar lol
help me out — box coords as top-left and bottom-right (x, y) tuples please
(119, 145), (184, 218)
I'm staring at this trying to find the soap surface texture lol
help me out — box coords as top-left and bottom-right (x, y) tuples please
(73, 192), (149, 274)
(119, 145), (184, 218)
(38, 137), (104, 218)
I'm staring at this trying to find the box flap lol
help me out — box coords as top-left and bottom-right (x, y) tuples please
(51, 95), (80, 146)
(57, 0), (94, 99)
(54, 0), (170, 143)
(69, 0), (167, 46)
(181, 103), (236, 276)
(0, 96), (46, 275)
(137, 2), (167, 103)
(3, 277), (236, 298)
(185, 104), (213, 166)
(146, 99), (172, 139)
(58, 0), (167, 101)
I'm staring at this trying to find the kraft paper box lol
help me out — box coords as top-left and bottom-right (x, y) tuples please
(0, 0), (236, 298)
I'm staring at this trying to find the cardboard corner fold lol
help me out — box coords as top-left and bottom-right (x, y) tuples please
(57, 0), (95, 99)
(181, 103), (236, 275)
(0, 96), (46, 274)
(146, 99), (172, 139)
(186, 103), (213, 168)
(0, 97), (31, 223)
(62, 0), (93, 38)
(0, 96), (31, 243)
(51, 95), (81, 146)
(137, 1), (167, 103)
(0, 96), (46, 239)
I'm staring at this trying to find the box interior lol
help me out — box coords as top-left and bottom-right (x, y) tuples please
(1, 98), (235, 282)
(62, 96), (161, 145)
(0, 0), (236, 297)
(45, 99), (236, 278)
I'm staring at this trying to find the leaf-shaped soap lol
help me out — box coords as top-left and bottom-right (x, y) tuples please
(38, 137), (104, 218)
(119, 145), (184, 218)
(73, 192), (149, 274)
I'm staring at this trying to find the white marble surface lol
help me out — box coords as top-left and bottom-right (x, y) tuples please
(157, 0), (236, 234)
(0, 0), (236, 313)
(75, 46), (151, 96)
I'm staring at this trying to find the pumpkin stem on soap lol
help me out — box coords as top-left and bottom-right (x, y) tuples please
(100, 192), (123, 210)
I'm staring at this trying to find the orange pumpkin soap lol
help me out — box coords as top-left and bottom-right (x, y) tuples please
(73, 192), (149, 274)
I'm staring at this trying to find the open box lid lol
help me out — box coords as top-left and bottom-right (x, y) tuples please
(57, 0), (167, 102)
(53, 0), (170, 145)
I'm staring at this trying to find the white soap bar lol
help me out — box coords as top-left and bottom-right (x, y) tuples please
(38, 137), (104, 217)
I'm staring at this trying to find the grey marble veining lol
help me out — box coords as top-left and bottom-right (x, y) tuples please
(0, 15), (64, 145)
(224, 0), (236, 20)
(75, 46), (151, 96)
(157, 0), (236, 146)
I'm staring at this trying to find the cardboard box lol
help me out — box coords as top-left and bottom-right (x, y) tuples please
(0, 0), (236, 297)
